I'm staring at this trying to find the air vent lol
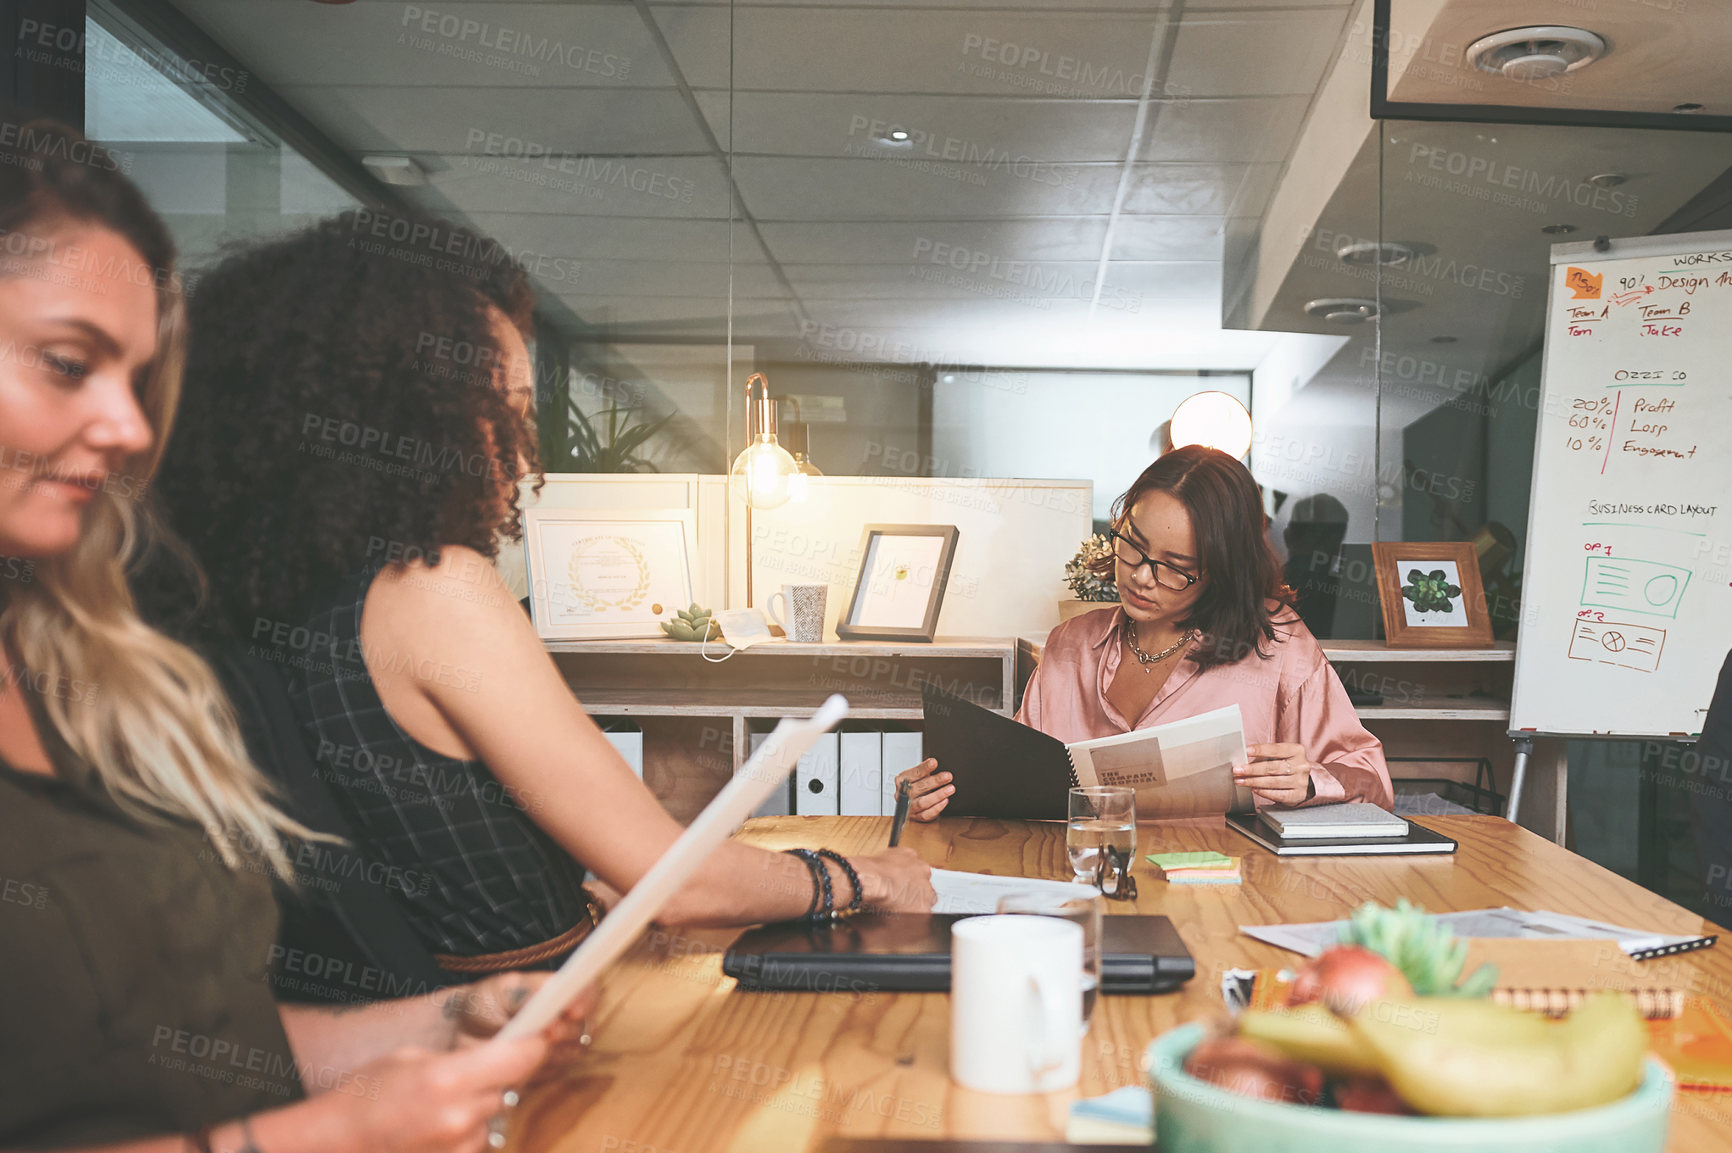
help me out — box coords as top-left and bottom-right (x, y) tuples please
(1466, 27), (1607, 82)
(1304, 298), (1379, 325)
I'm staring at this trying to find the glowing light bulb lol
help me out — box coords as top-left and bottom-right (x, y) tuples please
(732, 436), (798, 510)
(1169, 391), (1253, 459)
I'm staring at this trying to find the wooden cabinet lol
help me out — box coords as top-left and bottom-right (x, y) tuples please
(548, 638), (1016, 822)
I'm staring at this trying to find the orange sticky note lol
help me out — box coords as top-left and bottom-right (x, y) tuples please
(1566, 266), (1603, 299)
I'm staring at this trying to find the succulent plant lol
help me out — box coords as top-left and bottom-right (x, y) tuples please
(660, 602), (719, 642)
(1401, 568), (1461, 615)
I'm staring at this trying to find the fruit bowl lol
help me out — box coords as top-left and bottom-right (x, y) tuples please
(1147, 1023), (1673, 1153)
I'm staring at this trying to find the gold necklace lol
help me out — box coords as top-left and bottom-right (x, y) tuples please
(1126, 620), (1193, 673)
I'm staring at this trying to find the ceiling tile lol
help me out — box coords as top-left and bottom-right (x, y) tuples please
(1166, 10), (1349, 98)
(670, 9), (1165, 95)
(277, 85), (706, 155)
(423, 153), (732, 218)
(718, 92), (1140, 163)
(175, 1), (668, 88)
(1139, 96), (1309, 162)
(732, 157), (1122, 220)
(1122, 163), (1247, 214)
(1109, 215), (1225, 260)
(760, 219), (1111, 265)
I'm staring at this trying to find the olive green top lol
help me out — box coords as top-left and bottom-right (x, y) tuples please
(0, 719), (302, 1147)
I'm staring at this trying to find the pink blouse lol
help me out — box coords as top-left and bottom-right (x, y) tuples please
(1019, 606), (1394, 810)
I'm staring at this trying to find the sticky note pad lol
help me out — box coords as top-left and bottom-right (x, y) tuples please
(1149, 851), (1234, 870)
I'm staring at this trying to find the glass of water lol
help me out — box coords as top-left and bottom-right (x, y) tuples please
(996, 890), (1104, 1033)
(1068, 786), (1137, 889)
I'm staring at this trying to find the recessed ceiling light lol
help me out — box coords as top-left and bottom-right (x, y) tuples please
(1430, 336), (1458, 344)
(1673, 103), (1706, 114)
(1588, 173), (1627, 188)
(361, 155), (426, 186)
(877, 127), (913, 145)
(1466, 26), (1607, 82)
(1335, 240), (1414, 266)
(1303, 297), (1379, 324)
(1541, 224), (1576, 235)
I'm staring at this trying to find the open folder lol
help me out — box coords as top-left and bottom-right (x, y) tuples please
(494, 695), (850, 1041)
(921, 684), (1255, 820)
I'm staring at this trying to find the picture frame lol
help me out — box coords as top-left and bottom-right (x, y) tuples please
(523, 509), (697, 640)
(836, 524), (960, 642)
(1372, 542), (1494, 649)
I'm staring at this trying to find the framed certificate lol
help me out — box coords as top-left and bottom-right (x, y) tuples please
(836, 524), (960, 642)
(524, 509), (696, 640)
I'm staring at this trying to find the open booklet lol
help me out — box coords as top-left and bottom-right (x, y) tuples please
(1066, 704), (1255, 819)
(920, 684), (1253, 821)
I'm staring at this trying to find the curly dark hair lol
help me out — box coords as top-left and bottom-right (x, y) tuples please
(1098, 445), (1296, 670)
(155, 209), (540, 630)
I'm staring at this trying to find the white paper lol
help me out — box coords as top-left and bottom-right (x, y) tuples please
(1066, 704), (1253, 819)
(494, 696), (850, 1041)
(1240, 906), (1702, 958)
(930, 868), (1100, 915)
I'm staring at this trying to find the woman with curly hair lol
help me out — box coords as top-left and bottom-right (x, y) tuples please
(896, 446), (1392, 821)
(0, 113), (589, 1153)
(154, 210), (933, 979)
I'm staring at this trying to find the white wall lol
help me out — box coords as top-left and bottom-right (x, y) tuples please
(497, 473), (1091, 638)
(930, 371), (1249, 523)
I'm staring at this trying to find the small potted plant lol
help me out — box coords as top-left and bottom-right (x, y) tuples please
(1060, 533), (1119, 622)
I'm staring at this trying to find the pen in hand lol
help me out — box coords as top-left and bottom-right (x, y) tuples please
(888, 778), (912, 847)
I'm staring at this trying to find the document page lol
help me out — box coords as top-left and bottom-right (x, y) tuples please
(930, 868), (1100, 915)
(1066, 704), (1253, 819)
(1241, 906), (1706, 957)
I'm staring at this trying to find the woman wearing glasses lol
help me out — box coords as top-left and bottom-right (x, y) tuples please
(898, 445), (1392, 820)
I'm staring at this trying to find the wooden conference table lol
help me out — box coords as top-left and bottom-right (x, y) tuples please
(511, 815), (1732, 1153)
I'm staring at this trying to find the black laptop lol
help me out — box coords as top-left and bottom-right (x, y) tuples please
(722, 913), (1194, 995)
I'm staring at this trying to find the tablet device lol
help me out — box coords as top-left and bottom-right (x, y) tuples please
(495, 695), (850, 1041)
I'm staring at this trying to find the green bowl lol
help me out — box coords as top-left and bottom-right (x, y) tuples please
(1148, 1023), (1673, 1153)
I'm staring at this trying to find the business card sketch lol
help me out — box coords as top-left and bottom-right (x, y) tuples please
(1580, 556), (1691, 620)
(1568, 618), (1666, 674)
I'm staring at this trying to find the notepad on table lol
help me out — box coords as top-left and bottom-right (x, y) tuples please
(1148, 850), (1242, 885)
(1260, 802), (1410, 839)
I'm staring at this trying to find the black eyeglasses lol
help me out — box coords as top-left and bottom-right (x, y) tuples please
(1094, 844), (1138, 901)
(1111, 531), (1198, 593)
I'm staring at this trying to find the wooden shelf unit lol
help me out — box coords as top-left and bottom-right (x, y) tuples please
(550, 637), (1017, 822)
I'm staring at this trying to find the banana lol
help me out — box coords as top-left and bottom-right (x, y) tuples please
(1346, 993), (1647, 1117)
(1239, 1005), (1382, 1078)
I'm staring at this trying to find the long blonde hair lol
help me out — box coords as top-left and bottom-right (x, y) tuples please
(1, 116), (311, 877)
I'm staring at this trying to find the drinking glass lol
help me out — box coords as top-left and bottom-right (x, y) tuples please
(996, 890), (1104, 1034)
(1067, 786), (1137, 888)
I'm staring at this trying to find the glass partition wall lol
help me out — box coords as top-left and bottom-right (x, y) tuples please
(80, 0), (1732, 889)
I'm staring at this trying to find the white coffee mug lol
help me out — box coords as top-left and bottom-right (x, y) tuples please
(950, 915), (1082, 1094)
(766, 583), (828, 643)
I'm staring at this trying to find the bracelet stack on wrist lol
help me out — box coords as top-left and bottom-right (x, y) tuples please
(815, 849), (865, 917)
(783, 848), (861, 924)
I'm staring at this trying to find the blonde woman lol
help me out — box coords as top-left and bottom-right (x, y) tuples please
(0, 115), (587, 1152)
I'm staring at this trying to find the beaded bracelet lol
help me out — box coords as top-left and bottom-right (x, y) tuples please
(814, 849), (864, 918)
(782, 848), (828, 922)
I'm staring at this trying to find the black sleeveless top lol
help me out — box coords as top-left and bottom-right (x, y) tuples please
(0, 714), (299, 1146)
(274, 564), (588, 958)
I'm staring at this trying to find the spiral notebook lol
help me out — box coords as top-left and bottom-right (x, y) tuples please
(920, 685), (1254, 821)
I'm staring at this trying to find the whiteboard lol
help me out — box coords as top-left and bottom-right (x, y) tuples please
(1510, 229), (1732, 739)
